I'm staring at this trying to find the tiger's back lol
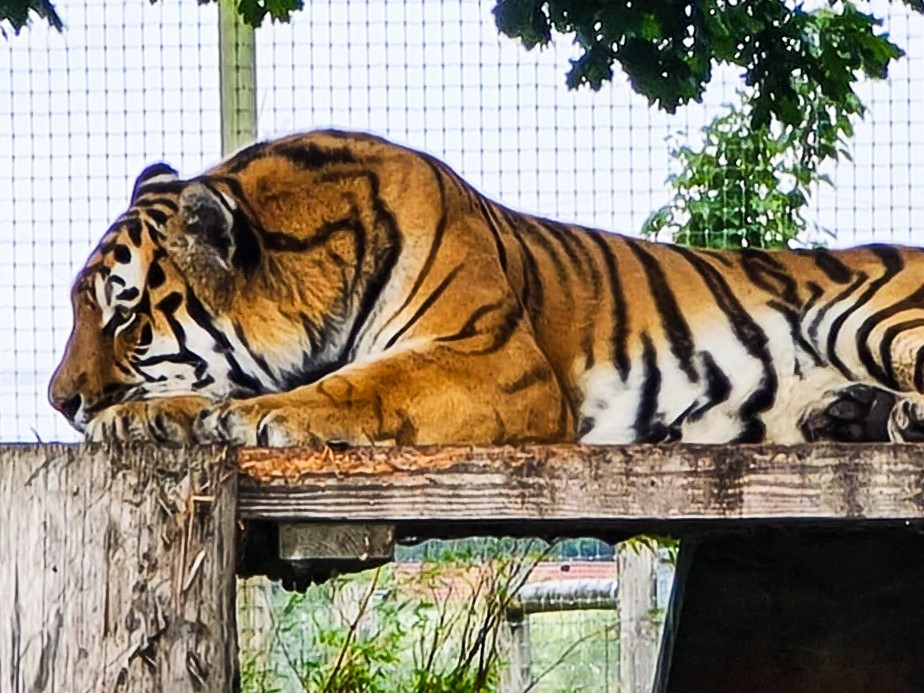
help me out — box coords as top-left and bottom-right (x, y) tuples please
(49, 129), (924, 446)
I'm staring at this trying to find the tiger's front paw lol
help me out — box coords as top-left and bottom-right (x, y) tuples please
(85, 396), (214, 444)
(193, 398), (308, 447)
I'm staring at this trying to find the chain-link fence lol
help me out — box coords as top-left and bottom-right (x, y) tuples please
(2, 0), (922, 443)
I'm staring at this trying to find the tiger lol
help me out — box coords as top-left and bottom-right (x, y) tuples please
(48, 129), (924, 447)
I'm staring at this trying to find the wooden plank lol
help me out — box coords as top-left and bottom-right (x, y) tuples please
(0, 444), (238, 692)
(278, 522), (394, 560)
(238, 443), (924, 524)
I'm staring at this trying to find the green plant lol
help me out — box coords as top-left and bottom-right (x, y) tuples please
(643, 70), (862, 250)
(239, 539), (549, 692)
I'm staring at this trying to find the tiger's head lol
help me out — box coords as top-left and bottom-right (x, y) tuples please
(49, 134), (406, 432)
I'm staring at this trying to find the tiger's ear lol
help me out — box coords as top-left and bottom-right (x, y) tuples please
(131, 163), (179, 203)
(161, 182), (242, 310)
(176, 182), (237, 271)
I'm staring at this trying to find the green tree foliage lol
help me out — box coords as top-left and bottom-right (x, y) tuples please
(0, 0), (61, 37)
(494, 0), (917, 128)
(0, 0), (302, 36)
(230, 0), (302, 29)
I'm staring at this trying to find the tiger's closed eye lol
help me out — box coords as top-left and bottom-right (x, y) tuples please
(112, 305), (138, 337)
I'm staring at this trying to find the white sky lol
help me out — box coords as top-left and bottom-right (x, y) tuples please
(1, 0), (922, 442)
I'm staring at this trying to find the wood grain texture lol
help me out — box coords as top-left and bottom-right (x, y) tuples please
(238, 443), (924, 524)
(0, 444), (238, 693)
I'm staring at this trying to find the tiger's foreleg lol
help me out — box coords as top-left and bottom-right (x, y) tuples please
(194, 336), (574, 447)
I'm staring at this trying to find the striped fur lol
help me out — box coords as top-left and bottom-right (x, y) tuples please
(49, 129), (924, 446)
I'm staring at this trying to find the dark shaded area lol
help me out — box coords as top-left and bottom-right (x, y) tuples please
(657, 529), (924, 693)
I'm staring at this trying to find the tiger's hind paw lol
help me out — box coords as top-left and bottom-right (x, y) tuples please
(799, 384), (896, 443)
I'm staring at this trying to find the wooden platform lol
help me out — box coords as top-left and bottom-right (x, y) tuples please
(4, 442), (924, 691)
(237, 442), (924, 532)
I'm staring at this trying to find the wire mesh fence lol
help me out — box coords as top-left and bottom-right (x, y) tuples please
(3, 1), (921, 689)
(2, 1), (923, 443)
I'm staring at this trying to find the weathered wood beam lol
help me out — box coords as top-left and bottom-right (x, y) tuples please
(0, 444), (238, 692)
(238, 444), (924, 529)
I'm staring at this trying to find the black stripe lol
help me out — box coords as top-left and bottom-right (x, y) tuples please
(634, 332), (665, 442)
(340, 172), (402, 360)
(738, 249), (799, 305)
(626, 239), (698, 382)
(116, 287), (139, 302)
(667, 246), (776, 442)
(144, 207), (169, 227)
(585, 232), (630, 380)
(385, 264), (463, 350)
(686, 351), (732, 423)
(230, 209), (263, 275)
(112, 244), (131, 264)
(803, 281), (824, 315)
(521, 219), (570, 287)
(807, 272), (867, 347)
(826, 246), (904, 380)
(224, 141), (271, 173)
(139, 197), (179, 213)
(557, 223), (603, 289)
(274, 142), (358, 170)
(702, 250), (734, 267)
(435, 299), (505, 343)
(499, 365), (551, 395)
(475, 196), (509, 274)
(435, 299), (524, 356)
(856, 284), (924, 388)
(147, 260), (166, 290)
(812, 248), (853, 284)
(228, 321), (277, 381)
(204, 175), (249, 206)
(157, 291), (183, 315)
(138, 323), (152, 347)
(184, 291), (269, 392)
(915, 346), (924, 393)
(507, 218), (545, 326)
(879, 317), (924, 389)
(125, 219), (143, 246)
(376, 158), (449, 339)
(767, 299), (823, 369)
(261, 215), (363, 253)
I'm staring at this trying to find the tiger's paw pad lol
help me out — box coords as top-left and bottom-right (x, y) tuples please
(800, 384), (897, 443)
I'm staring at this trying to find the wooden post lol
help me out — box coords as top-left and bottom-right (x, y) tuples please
(0, 444), (238, 691)
(499, 607), (532, 693)
(218, 0), (257, 155)
(619, 543), (658, 693)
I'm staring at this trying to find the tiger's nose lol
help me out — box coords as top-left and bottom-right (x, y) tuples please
(50, 392), (83, 423)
